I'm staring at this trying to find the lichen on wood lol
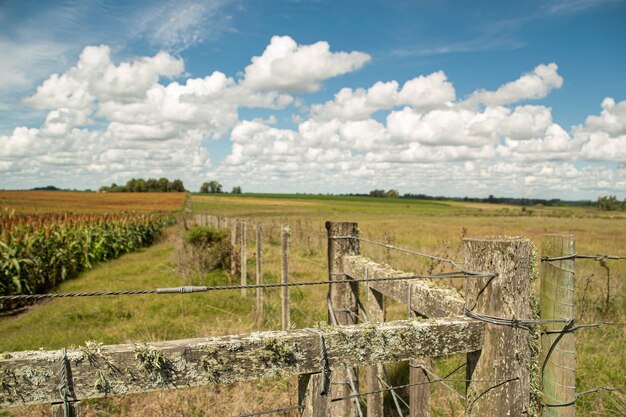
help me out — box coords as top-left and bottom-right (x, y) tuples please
(0, 317), (484, 408)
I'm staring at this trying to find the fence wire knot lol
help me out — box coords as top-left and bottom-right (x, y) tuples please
(304, 328), (331, 396)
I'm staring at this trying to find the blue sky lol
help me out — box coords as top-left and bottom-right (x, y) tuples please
(0, 0), (625, 198)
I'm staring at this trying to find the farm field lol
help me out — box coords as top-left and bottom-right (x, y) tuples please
(1, 193), (625, 416)
(0, 191), (185, 300)
(0, 190), (187, 214)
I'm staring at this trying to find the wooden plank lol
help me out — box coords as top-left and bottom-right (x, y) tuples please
(541, 235), (576, 417)
(464, 238), (535, 417)
(342, 255), (464, 317)
(298, 373), (330, 417)
(365, 287), (384, 417)
(326, 222), (360, 417)
(281, 225), (290, 331)
(0, 317), (484, 408)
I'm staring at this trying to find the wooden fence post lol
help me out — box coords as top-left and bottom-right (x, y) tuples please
(326, 221), (360, 417)
(256, 223), (263, 327)
(230, 220), (238, 281)
(365, 277), (385, 417)
(298, 373), (331, 417)
(464, 237), (535, 417)
(281, 225), (290, 331)
(241, 222), (247, 297)
(541, 235), (576, 417)
(52, 403), (80, 417)
(410, 342), (431, 417)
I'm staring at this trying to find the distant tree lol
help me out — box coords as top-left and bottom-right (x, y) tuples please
(231, 186), (242, 194)
(157, 177), (169, 192)
(170, 179), (186, 192)
(200, 181), (222, 193)
(385, 189), (399, 198)
(369, 189), (386, 198)
(597, 195), (624, 211)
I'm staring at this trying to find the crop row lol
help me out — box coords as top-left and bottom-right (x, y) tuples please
(0, 212), (173, 299)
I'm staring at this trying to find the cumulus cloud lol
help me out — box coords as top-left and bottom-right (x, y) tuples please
(1, 37), (624, 197)
(24, 45), (184, 110)
(462, 63), (563, 108)
(310, 71), (455, 121)
(242, 35), (371, 92)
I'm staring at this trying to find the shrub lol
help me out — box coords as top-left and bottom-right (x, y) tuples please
(181, 226), (231, 272)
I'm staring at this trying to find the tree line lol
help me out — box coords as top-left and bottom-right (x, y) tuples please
(199, 181), (241, 194)
(99, 178), (186, 193)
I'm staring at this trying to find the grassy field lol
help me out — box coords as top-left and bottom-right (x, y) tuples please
(1, 193), (625, 416)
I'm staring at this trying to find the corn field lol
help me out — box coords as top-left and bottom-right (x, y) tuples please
(0, 211), (173, 302)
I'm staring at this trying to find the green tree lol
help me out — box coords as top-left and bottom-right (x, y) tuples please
(385, 189), (399, 198)
(597, 195), (623, 211)
(369, 189), (385, 198)
(231, 186), (242, 194)
(200, 181), (222, 193)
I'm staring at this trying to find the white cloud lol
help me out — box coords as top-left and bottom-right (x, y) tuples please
(24, 45), (184, 110)
(583, 97), (626, 137)
(499, 105), (553, 140)
(1, 39), (624, 197)
(462, 63), (563, 108)
(242, 35), (371, 92)
(310, 71), (455, 121)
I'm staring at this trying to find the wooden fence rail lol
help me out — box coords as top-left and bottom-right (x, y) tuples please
(0, 317), (483, 408)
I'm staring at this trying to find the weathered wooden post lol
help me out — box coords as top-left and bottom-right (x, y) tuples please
(256, 223), (263, 327)
(230, 219), (238, 281)
(281, 225), (290, 331)
(52, 403), (80, 417)
(464, 237), (536, 417)
(326, 221), (360, 417)
(298, 373), (331, 417)
(365, 271), (385, 417)
(241, 222), (247, 296)
(541, 235), (576, 417)
(410, 342), (431, 417)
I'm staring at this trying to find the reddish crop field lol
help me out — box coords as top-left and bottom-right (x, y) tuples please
(0, 190), (186, 214)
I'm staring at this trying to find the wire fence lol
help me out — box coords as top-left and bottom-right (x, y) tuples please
(4, 215), (626, 415)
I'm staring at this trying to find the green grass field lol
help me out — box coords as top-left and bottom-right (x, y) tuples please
(1, 193), (625, 416)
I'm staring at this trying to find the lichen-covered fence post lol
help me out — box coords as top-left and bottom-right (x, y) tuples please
(540, 235), (576, 417)
(281, 225), (290, 331)
(464, 237), (536, 417)
(52, 401), (80, 417)
(326, 221), (360, 417)
(365, 278), (385, 417)
(410, 325), (431, 417)
(256, 222), (263, 327)
(298, 373), (331, 417)
(241, 222), (248, 297)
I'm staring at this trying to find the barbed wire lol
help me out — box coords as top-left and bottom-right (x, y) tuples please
(0, 271), (487, 301)
(541, 254), (626, 262)
(543, 387), (626, 408)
